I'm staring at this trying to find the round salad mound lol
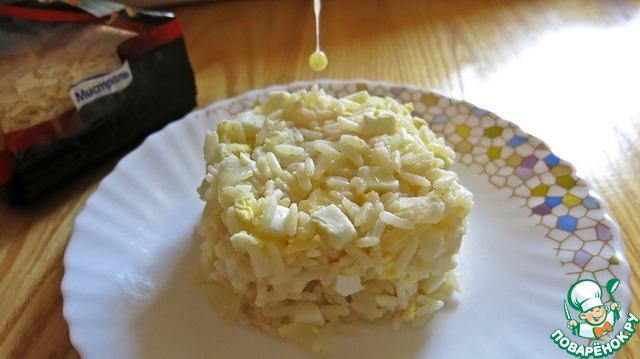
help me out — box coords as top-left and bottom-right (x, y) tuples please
(197, 86), (473, 356)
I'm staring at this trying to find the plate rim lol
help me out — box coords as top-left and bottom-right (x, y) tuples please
(61, 78), (632, 358)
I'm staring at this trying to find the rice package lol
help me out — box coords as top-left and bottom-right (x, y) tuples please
(0, 0), (197, 204)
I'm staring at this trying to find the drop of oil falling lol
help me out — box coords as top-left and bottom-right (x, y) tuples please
(309, 50), (328, 71)
(309, 0), (327, 71)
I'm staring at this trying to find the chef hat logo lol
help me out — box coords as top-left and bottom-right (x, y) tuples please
(567, 279), (604, 313)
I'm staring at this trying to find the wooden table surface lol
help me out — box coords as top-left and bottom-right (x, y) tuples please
(1, 0), (639, 358)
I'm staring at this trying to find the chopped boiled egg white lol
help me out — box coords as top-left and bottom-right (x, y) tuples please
(292, 301), (326, 326)
(363, 110), (397, 136)
(259, 204), (290, 237)
(334, 274), (364, 296)
(310, 204), (357, 250)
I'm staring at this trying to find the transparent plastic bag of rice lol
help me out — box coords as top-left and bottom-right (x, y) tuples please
(197, 86), (473, 356)
(0, 1), (196, 205)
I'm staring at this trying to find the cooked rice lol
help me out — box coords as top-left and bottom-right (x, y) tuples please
(197, 86), (473, 355)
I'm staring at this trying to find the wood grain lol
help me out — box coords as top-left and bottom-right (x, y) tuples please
(1, 0), (638, 357)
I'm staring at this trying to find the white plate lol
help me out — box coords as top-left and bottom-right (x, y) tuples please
(62, 80), (631, 359)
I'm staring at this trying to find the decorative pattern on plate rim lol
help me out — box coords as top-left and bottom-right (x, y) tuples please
(201, 80), (625, 286)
